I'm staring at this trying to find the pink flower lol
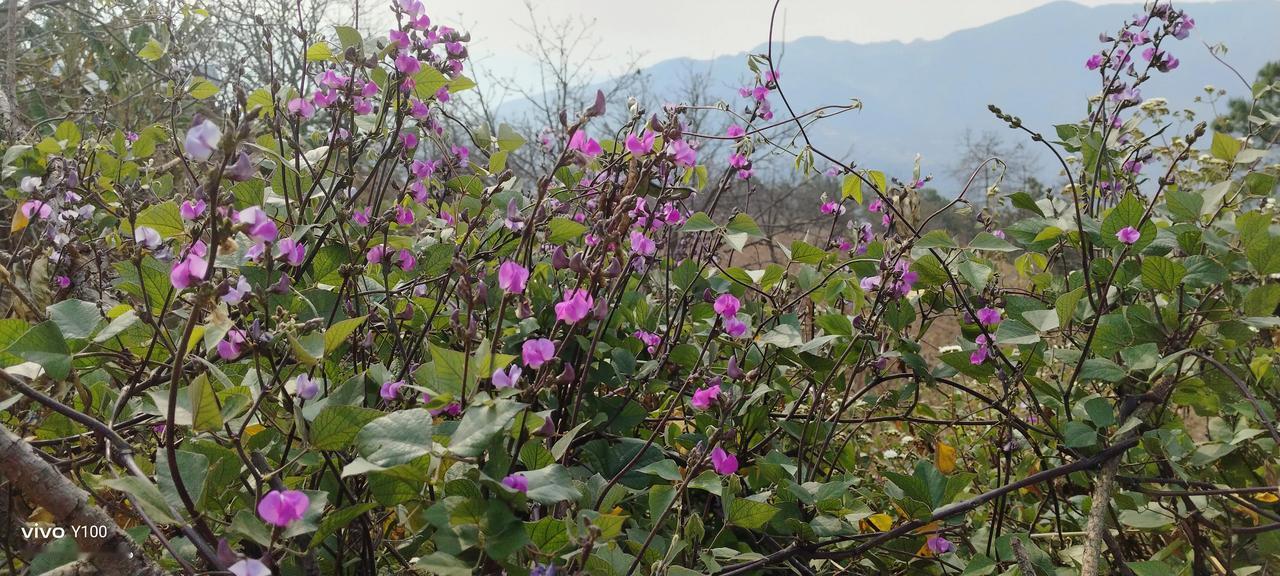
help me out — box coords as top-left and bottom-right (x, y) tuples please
(1085, 53), (1104, 70)
(554, 289), (594, 324)
(394, 249), (416, 271)
(726, 124), (746, 138)
(667, 140), (697, 167)
(713, 294), (741, 318)
(710, 446), (738, 475)
(625, 131), (656, 156)
(724, 315), (750, 339)
(287, 97), (315, 119)
(184, 119), (222, 162)
(568, 131), (602, 158)
(522, 338), (555, 369)
(389, 29), (412, 50)
(169, 252), (208, 290)
(926, 535), (955, 555)
(179, 201), (210, 225)
(975, 307), (1002, 327)
(257, 489), (309, 527)
(295, 373), (318, 400)
(691, 383), (721, 410)
(634, 330), (661, 354)
(970, 334), (992, 365)
(380, 379), (404, 400)
(217, 329), (246, 360)
(238, 206), (278, 243)
(352, 208), (371, 226)
(394, 54), (421, 75)
(228, 558), (272, 576)
(502, 473), (529, 493)
(276, 238), (306, 267)
(497, 261), (529, 293)
(492, 365), (522, 389)
(353, 98), (373, 115)
(20, 200), (52, 220)
(223, 276), (252, 304)
(1116, 226), (1140, 245)
(361, 80), (380, 97)
(820, 201), (844, 215)
(729, 153), (749, 169)
(395, 205), (415, 226)
(400, 131), (418, 149)
(629, 230), (656, 256)
(366, 244), (388, 264)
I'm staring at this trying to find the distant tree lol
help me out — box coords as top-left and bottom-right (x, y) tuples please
(1214, 60), (1279, 143)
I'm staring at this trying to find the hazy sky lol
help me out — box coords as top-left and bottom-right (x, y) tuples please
(369, 0), (1225, 87)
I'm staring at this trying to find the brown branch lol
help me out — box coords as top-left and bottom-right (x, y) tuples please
(0, 424), (165, 576)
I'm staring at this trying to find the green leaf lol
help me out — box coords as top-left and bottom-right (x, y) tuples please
(416, 552), (472, 576)
(356, 409), (433, 467)
(324, 316), (367, 354)
(525, 517), (569, 553)
(1126, 561), (1174, 576)
(638, 460), (683, 482)
(968, 232), (1017, 252)
(138, 37), (166, 61)
(187, 77), (219, 100)
(521, 464), (582, 504)
(448, 399), (525, 457)
(1140, 256), (1186, 292)
(309, 503), (375, 549)
(188, 374), (223, 432)
(156, 450), (208, 513)
(46, 299), (102, 341)
(310, 406), (383, 451)
(100, 476), (177, 524)
(1063, 421), (1097, 448)
(1210, 132), (1242, 162)
(727, 498), (779, 530)
(334, 26), (363, 51)
(5, 321), (71, 379)
(305, 42), (334, 62)
(547, 217), (586, 244)
(680, 212), (718, 233)
(128, 200), (185, 239)
(841, 175), (862, 204)
(790, 240), (827, 265)
(1100, 193), (1153, 249)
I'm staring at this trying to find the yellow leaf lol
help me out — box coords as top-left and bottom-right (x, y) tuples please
(244, 424), (266, 438)
(1253, 491), (1279, 503)
(11, 209), (29, 234)
(936, 440), (957, 474)
(860, 513), (893, 533)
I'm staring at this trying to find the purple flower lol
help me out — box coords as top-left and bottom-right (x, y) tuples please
(498, 261), (529, 294)
(522, 338), (555, 369)
(394, 53), (421, 75)
(222, 277), (251, 305)
(1085, 53), (1104, 70)
(366, 244), (388, 264)
(170, 252), (208, 290)
(555, 289), (594, 324)
(1116, 226), (1140, 245)
(713, 294), (741, 318)
(568, 131), (602, 158)
(970, 334), (992, 366)
(217, 329), (247, 361)
(727, 355), (744, 379)
(295, 373), (319, 400)
(634, 330), (661, 354)
(492, 365), (522, 389)
(724, 315), (750, 339)
(395, 205), (415, 226)
(976, 307), (1002, 327)
(501, 473), (529, 493)
(276, 238), (306, 267)
(180, 200), (206, 220)
(184, 119), (222, 162)
(691, 383), (721, 411)
(625, 131), (656, 156)
(55, 275), (71, 289)
(629, 231), (656, 257)
(20, 200), (52, 220)
(710, 446), (738, 475)
(667, 140), (697, 167)
(926, 535), (954, 555)
(228, 558), (272, 576)
(820, 201), (845, 215)
(238, 206), (278, 243)
(257, 489), (309, 527)
(394, 249), (416, 271)
(726, 124), (746, 138)
(380, 380), (405, 400)
(352, 208), (371, 226)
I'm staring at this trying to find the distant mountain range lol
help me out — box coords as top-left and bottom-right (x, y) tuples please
(509, 0), (1280, 191)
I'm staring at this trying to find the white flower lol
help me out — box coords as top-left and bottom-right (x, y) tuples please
(133, 226), (161, 249)
(184, 119), (222, 162)
(228, 558), (271, 576)
(19, 176), (42, 193)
